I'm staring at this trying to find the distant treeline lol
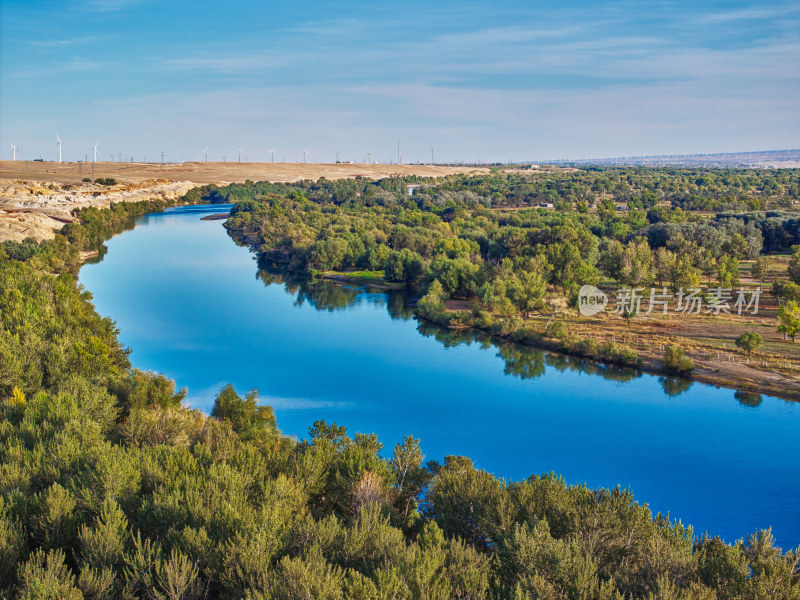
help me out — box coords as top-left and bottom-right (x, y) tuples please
(218, 170), (800, 340)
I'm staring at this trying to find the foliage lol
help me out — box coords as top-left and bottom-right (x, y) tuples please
(735, 332), (764, 357)
(663, 345), (695, 374)
(777, 300), (800, 342)
(2, 176), (800, 599)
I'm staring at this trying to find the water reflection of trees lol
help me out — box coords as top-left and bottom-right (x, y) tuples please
(659, 377), (694, 397)
(254, 273), (760, 402)
(257, 265), (416, 316)
(734, 390), (763, 408)
(416, 319), (642, 383)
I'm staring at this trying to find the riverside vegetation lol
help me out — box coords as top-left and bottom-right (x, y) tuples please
(0, 174), (799, 599)
(220, 168), (800, 393)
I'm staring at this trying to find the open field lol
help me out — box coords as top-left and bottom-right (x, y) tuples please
(0, 161), (487, 242)
(0, 160), (487, 185)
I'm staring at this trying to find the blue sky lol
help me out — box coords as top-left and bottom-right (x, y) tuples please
(1, 0), (798, 163)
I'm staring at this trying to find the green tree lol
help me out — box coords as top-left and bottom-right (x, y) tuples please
(787, 246), (800, 285)
(735, 332), (764, 357)
(507, 269), (547, 318)
(716, 255), (740, 287)
(127, 369), (186, 411)
(777, 300), (800, 342)
(16, 549), (84, 600)
(600, 239), (654, 287)
(211, 384), (278, 440)
(385, 248), (424, 284)
(428, 257), (481, 298)
(309, 237), (349, 271)
(653, 247), (676, 287)
(416, 279), (447, 321)
(751, 255), (771, 284)
(671, 256), (702, 291)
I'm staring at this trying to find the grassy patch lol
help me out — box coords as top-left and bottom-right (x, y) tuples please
(321, 269), (386, 280)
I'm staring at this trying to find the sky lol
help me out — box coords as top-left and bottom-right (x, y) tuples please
(1, 0), (799, 164)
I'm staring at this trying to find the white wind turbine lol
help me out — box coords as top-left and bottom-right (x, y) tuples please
(302, 149), (308, 163)
(9, 142), (20, 160)
(203, 147), (209, 162)
(269, 148), (275, 163)
(93, 142), (101, 163)
(56, 134), (63, 162)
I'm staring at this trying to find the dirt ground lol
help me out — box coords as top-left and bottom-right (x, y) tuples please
(0, 160), (487, 186)
(0, 160), (487, 242)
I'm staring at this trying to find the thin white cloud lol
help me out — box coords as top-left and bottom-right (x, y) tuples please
(431, 24), (591, 45)
(695, 3), (800, 24)
(290, 18), (365, 36)
(27, 36), (100, 48)
(163, 53), (290, 74)
(84, 0), (146, 13)
(10, 58), (108, 79)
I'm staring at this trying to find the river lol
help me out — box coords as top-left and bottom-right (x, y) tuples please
(79, 204), (800, 548)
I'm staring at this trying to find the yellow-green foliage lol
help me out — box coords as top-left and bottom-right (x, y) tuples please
(10, 386), (26, 409)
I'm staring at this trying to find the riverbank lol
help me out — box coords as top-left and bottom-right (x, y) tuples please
(313, 270), (800, 402)
(0, 178), (196, 242)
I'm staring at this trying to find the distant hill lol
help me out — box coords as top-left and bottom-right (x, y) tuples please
(537, 149), (800, 169)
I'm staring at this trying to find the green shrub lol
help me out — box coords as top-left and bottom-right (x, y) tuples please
(447, 310), (472, 326)
(663, 345), (695, 373)
(545, 320), (569, 340)
(574, 338), (598, 358)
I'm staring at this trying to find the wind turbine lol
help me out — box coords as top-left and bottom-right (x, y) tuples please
(237, 149), (242, 162)
(9, 142), (20, 160)
(203, 147), (208, 162)
(367, 151), (371, 164)
(336, 150), (340, 164)
(57, 134), (63, 162)
(302, 149), (308, 163)
(93, 142), (101, 163)
(269, 148), (275, 163)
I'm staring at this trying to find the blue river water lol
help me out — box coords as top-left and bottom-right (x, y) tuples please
(79, 204), (800, 548)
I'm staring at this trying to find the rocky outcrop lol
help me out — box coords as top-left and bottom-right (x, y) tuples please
(0, 179), (195, 242)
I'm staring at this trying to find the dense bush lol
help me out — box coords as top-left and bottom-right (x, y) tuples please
(663, 345), (695, 374)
